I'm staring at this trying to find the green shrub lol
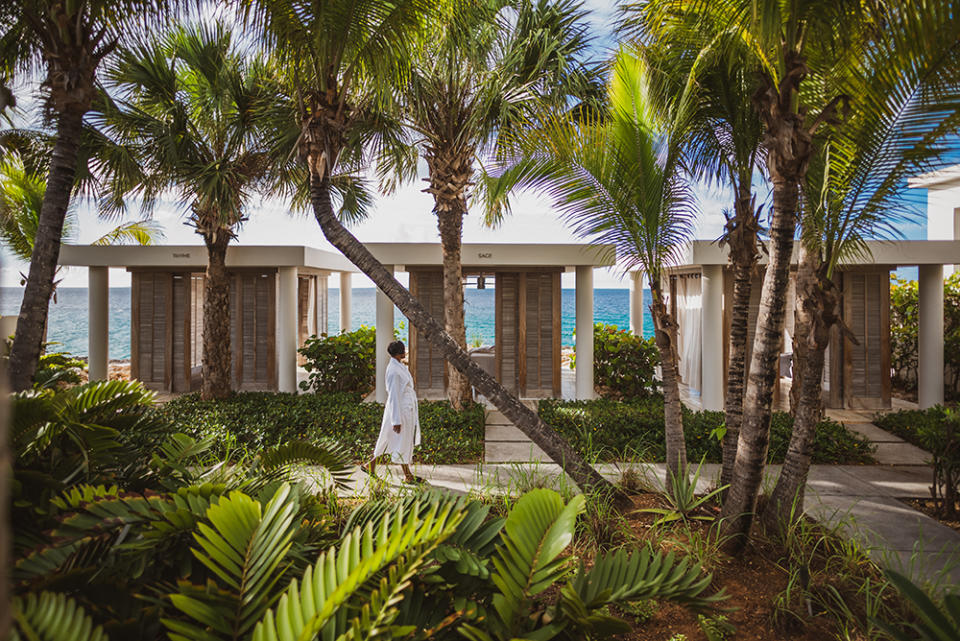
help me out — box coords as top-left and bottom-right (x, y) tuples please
(161, 392), (486, 464)
(877, 406), (959, 518)
(889, 273), (960, 399)
(576, 323), (660, 399)
(538, 397), (875, 464)
(873, 407), (947, 447)
(297, 326), (376, 398)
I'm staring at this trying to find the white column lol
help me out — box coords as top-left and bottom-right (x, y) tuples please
(629, 270), (644, 336)
(575, 266), (595, 400)
(88, 266), (109, 381)
(277, 267), (298, 393)
(700, 265), (724, 411)
(339, 271), (352, 333)
(375, 266), (394, 403)
(918, 264), (944, 409)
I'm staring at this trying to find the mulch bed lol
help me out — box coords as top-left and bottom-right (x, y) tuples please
(902, 498), (960, 534)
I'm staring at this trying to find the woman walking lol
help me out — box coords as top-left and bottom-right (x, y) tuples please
(365, 340), (422, 483)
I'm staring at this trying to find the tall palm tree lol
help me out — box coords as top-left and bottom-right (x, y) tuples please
(645, 0), (887, 547)
(247, 0), (616, 495)
(1, 0), (174, 392)
(766, 1), (960, 524)
(482, 47), (697, 486)
(619, 2), (765, 491)
(98, 23), (271, 399)
(386, 0), (597, 407)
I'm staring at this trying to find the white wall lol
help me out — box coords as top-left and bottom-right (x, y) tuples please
(925, 180), (960, 275)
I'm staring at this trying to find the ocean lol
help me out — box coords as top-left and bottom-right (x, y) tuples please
(1, 286), (654, 359)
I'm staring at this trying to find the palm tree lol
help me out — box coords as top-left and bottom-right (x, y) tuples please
(619, 3), (765, 491)
(247, 0), (616, 495)
(97, 23), (271, 399)
(0, 151), (161, 279)
(1, 0), (174, 392)
(765, 2), (960, 524)
(639, 0), (892, 547)
(385, 0), (597, 407)
(482, 47), (697, 486)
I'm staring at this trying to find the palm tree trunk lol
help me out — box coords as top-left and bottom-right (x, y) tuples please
(8, 110), (85, 391)
(201, 232), (232, 399)
(720, 184), (759, 491)
(720, 54), (811, 548)
(310, 172), (618, 497)
(766, 249), (837, 526)
(720, 178), (800, 545)
(427, 146), (474, 409)
(650, 280), (687, 486)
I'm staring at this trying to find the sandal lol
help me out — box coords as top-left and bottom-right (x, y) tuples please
(359, 464), (376, 477)
(403, 475), (426, 485)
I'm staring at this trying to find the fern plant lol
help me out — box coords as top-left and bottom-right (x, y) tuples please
(12, 591), (108, 641)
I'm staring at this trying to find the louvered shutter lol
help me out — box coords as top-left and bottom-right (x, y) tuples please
(409, 269), (446, 395)
(231, 271), (277, 390)
(496, 272), (520, 393)
(523, 271), (561, 397)
(842, 268), (891, 408)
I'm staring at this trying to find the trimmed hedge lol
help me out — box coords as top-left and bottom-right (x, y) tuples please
(538, 397), (876, 464)
(873, 407), (947, 450)
(161, 392), (486, 464)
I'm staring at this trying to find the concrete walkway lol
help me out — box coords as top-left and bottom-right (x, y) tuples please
(350, 460), (959, 590)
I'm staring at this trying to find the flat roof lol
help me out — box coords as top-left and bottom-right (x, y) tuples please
(908, 164), (960, 189)
(659, 239), (960, 269)
(57, 244), (359, 272)
(364, 243), (616, 269)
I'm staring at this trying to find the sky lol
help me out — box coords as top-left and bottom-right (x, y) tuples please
(0, 0), (933, 289)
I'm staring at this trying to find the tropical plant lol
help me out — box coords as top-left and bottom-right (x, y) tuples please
(765, 0), (960, 525)
(586, 323), (660, 399)
(639, 457), (727, 526)
(12, 591), (107, 641)
(481, 46), (697, 489)
(890, 274), (960, 398)
(1, 0), (175, 391)
(298, 326), (376, 398)
(386, 0), (598, 408)
(619, 0), (766, 495)
(875, 569), (960, 641)
(96, 23), (274, 399)
(248, 0), (615, 495)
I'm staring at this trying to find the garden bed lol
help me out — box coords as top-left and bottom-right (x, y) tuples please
(160, 392), (486, 464)
(873, 406), (952, 449)
(539, 397), (876, 464)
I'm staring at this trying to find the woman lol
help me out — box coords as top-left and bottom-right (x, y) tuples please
(365, 340), (422, 483)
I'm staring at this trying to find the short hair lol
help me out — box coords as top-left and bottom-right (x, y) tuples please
(387, 340), (406, 357)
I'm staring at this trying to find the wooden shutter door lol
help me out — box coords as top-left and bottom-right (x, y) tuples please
(523, 271), (561, 397)
(131, 272), (172, 390)
(495, 272), (520, 393)
(409, 269), (446, 395)
(842, 269), (891, 409)
(171, 274), (191, 392)
(231, 271), (277, 390)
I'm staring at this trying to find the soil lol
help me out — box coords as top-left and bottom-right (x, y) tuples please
(601, 494), (880, 641)
(903, 498), (960, 534)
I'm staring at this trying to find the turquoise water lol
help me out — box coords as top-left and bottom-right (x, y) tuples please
(1, 286), (653, 358)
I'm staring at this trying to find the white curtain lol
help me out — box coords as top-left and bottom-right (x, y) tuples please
(676, 276), (702, 393)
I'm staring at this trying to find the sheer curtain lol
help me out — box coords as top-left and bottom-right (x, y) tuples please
(676, 275), (702, 393)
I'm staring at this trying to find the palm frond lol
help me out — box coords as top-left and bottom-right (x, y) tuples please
(12, 592), (108, 641)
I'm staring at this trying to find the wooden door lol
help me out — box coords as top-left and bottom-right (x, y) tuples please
(231, 271), (277, 390)
(409, 269), (446, 395)
(131, 272), (171, 390)
(496, 271), (561, 397)
(842, 268), (891, 409)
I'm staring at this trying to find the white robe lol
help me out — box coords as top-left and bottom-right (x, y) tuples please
(373, 357), (421, 464)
